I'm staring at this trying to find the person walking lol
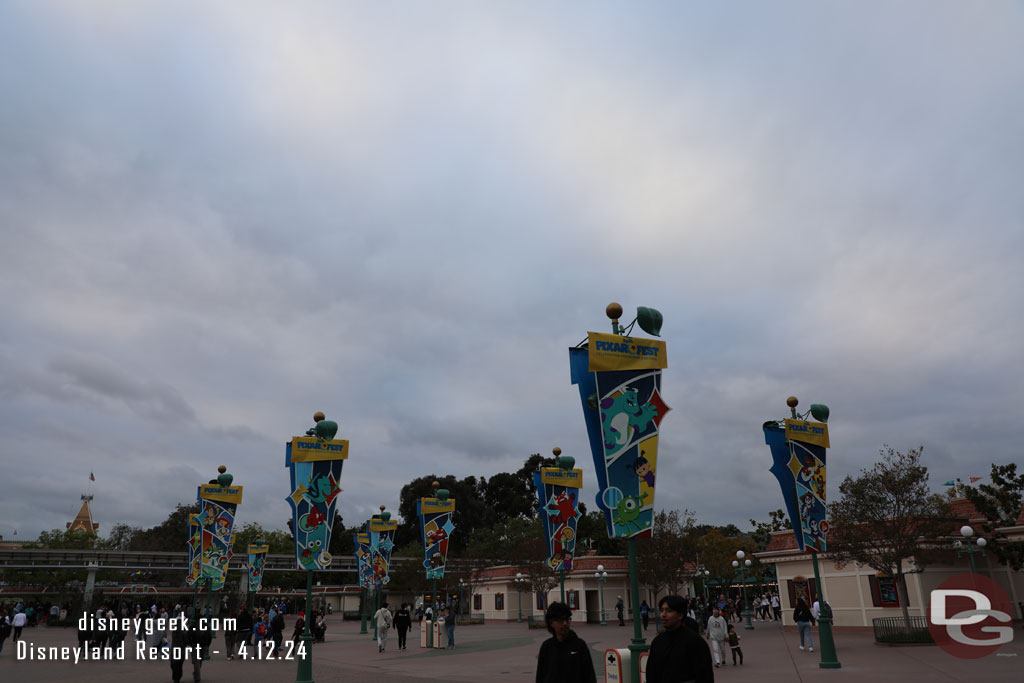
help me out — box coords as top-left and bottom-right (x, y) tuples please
(11, 609), (27, 644)
(640, 600), (650, 631)
(235, 607), (252, 651)
(794, 598), (815, 652)
(728, 623), (744, 665)
(771, 593), (782, 621)
(706, 607), (728, 668)
(535, 601), (597, 683)
(615, 596), (625, 626)
(444, 605), (456, 648)
(645, 596), (713, 683)
(0, 608), (11, 655)
(373, 602), (393, 653)
(223, 610), (237, 660)
(270, 609), (286, 657)
(393, 603), (412, 650)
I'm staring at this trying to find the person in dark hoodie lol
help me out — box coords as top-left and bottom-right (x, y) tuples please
(645, 595), (714, 683)
(535, 602), (596, 683)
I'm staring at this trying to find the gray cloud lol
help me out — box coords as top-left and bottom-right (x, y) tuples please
(1, 2), (1022, 542)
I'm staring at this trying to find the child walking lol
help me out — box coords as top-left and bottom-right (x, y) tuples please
(728, 624), (744, 665)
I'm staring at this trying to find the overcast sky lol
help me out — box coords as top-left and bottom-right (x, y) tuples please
(2, 2), (1022, 543)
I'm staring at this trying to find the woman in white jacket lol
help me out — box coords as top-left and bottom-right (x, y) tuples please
(373, 602), (393, 653)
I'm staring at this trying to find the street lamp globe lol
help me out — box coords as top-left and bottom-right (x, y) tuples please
(736, 550), (745, 561)
(977, 537), (988, 548)
(732, 560), (739, 568)
(745, 559), (752, 568)
(597, 564), (604, 572)
(704, 570), (710, 577)
(516, 572), (522, 581)
(960, 525), (974, 538)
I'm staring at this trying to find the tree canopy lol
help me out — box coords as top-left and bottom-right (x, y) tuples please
(827, 446), (952, 628)
(964, 463), (1024, 570)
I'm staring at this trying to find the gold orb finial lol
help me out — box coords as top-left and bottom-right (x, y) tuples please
(432, 480), (440, 491)
(218, 465), (227, 474)
(786, 396), (799, 409)
(313, 411), (325, 422)
(552, 447), (562, 456)
(606, 302), (623, 321)
(380, 505), (386, 512)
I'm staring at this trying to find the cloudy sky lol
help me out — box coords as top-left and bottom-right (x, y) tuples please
(2, 2), (1021, 543)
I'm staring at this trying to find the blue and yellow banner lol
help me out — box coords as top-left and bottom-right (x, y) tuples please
(765, 420), (829, 552)
(534, 467), (583, 571)
(246, 543), (269, 594)
(354, 532), (373, 588)
(185, 513), (201, 586)
(285, 435), (347, 570)
(571, 341), (670, 538)
(196, 484), (242, 591)
(417, 497), (455, 579)
(366, 518), (398, 586)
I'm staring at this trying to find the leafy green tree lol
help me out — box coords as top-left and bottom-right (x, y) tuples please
(828, 446), (952, 631)
(396, 474), (494, 555)
(480, 471), (535, 521)
(696, 528), (757, 600)
(129, 502), (199, 551)
(103, 523), (141, 551)
(575, 510), (627, 556)
(749, 509), (792, 551)
(637, 509), (697, 598)
(965, 464), (1024, 570)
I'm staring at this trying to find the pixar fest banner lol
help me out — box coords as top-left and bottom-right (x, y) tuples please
(764, 419), (830, 552)
(246, 542), (269, 594)
(533, 467), (583, 571)
(366, 517), (398, 586)
(285, 435), (348, 570)
(570, 332), (669, 538)
(196, 483), (243, 591)
(417, 496), (455, 579)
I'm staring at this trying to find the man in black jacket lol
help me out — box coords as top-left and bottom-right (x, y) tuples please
(535, 602), (596, 683)
(645, 595), (714, 683)
(235, 607), (253, 652)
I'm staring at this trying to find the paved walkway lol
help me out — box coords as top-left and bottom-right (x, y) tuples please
(1, 616), (1021, 681)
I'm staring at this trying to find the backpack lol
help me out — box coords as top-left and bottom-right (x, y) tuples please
(257, 622), (267, 636)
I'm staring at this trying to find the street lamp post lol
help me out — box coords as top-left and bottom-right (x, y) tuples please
(595, 565), (608, 626)
(701, 569), (710, 602)
(732, 551), (754, 630)
(956, 525), (988, 574)
(515, 573), (526, 623)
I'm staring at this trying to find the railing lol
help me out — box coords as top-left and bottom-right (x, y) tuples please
(872, 616), (934, 644)
(456, 612), (485, 625)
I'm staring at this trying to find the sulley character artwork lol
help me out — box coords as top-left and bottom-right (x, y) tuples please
(601, 387), (659, 455)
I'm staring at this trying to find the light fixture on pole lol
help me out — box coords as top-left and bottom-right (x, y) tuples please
(956, 525), (987, 574)
(515, 573), (526, 623)
(732, 551), (754, 631)
(595, 565), (609, 626)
